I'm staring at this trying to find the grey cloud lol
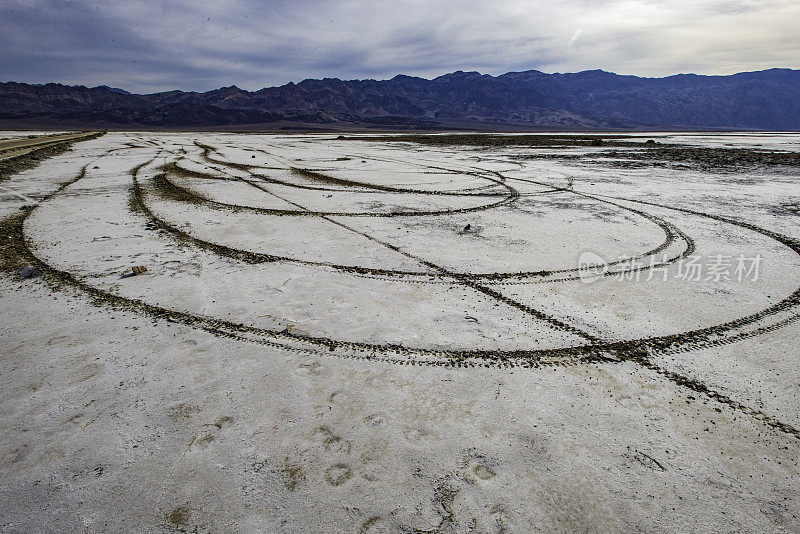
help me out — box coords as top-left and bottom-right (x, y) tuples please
(0, 0), (797, 93)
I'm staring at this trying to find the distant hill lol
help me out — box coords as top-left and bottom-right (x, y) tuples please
(2, 68), (799, 130)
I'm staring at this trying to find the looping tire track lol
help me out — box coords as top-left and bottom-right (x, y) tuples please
(155, 144), (800, 363)
(161, 162), (519, 218)
(163, 145), (694, 284)
(198, 141), (513, 197)
(177, 147), (600, 341)
(4, 135), (800, 440)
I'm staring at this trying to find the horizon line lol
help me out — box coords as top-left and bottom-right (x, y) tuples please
(3, 66), (798, 95)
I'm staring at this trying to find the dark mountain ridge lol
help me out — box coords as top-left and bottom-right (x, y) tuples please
(2, 68), (799, 130)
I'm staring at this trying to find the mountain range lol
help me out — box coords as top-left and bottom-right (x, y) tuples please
(2, 68), (799, 130)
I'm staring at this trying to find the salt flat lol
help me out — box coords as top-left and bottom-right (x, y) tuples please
(1, 132), (799, 532)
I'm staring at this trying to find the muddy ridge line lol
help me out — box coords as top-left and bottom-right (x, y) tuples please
(338, 134), (800, 170)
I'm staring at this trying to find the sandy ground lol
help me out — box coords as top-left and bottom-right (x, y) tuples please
(0, 132), (799, 533)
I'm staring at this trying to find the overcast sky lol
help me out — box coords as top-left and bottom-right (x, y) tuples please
(1, 0), (798, 93)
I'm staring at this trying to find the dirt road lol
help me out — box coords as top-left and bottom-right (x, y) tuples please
(0, 131), (102, 161)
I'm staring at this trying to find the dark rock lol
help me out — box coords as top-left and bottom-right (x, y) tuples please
(19, 265), (40, 278)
